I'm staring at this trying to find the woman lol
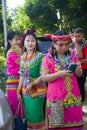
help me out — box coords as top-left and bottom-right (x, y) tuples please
(17, 29), (46, 130)
(41, 34), (84, 130)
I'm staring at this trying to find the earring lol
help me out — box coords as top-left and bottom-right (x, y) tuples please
(34, 47), (36, 52)
(54, 49), (56, 54)
(23, 46), (26, 52)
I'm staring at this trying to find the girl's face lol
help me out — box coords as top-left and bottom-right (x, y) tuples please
(53, 40), (70, 54)
(24, 35), (36, 51)
(8, 35), (21, 47)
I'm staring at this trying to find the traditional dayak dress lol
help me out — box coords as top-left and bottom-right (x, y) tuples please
(6, 48), (22, 116)
(19, 52), (46, 129)
(41, 50), (84, 130)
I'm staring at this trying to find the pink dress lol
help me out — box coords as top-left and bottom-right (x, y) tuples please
(6, 51), (21, 116)
(42, 51), (84, 130)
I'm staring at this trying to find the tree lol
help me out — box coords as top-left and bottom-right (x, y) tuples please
(0, 0), (3, 33)
(6, 0), (87, 35)
(68, 0), (87, 33)
(24, 0), (87, 34)
(25, 0), (58, 34)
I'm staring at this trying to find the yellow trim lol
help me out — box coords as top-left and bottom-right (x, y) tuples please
(6, 79), (19, 82)
(6, 88), (17, 90)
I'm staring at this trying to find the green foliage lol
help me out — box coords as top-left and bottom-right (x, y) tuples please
(25, 0), (58, 34)
(10, 7), (31, 34)
(1, 0), (87, 40)
(24, 0), (87, 34)
(0, 56), (5, 69)
(68, 0), (87, 32)
(0, 47), (6, 92)
(0, 1), (3, 34)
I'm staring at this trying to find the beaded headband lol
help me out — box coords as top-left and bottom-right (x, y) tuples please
(44, 34), (71, 41)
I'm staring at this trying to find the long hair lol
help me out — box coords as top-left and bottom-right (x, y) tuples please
(5, 31), (19, 56)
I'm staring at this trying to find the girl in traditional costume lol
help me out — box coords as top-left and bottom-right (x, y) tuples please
(6, 31), (22, 116)
(41, 34), (84, 130)
(17, 29), (46, 130)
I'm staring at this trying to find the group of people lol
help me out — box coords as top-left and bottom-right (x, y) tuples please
(5, 27), (87, 130)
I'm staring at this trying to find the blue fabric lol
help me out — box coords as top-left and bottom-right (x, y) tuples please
(14, 117), (27, 130)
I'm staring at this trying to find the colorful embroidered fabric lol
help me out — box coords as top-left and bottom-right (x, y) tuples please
(19, 52), (46, 129)
(41, 51), (83, 129)
(6, 48), (22, 116)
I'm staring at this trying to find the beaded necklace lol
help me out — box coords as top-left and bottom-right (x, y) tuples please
(24, 51), (36, 77)
(54, 53), (73, 70)
(25, 51), (35, 61)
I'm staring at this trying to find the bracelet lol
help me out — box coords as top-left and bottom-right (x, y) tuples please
(17, 88), (21, 95)
(29, 81), (35, 88)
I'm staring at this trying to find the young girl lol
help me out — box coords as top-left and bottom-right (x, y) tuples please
(6, 31), (22, 116)
(41, 34), (84, 130)
(17, 29), (46, 130)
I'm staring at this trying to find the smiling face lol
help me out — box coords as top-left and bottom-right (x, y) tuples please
(8, 35), (21, 47)
(24, 34), (36, 51)
(53, 40), (70, 54)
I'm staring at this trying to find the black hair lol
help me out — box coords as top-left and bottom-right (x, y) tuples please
(74, 28), (84, 34)
(50, 30), (70, 58)
(23, 32), (40, 52)
(5, 31), (19, 56)
(54, 30), (68, 36)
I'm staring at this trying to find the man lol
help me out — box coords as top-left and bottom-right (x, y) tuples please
(72, 28), (87, 102)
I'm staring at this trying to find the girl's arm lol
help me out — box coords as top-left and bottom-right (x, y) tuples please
(18, 76), (24, 90)
(17, 76), (24, 99)
(34, 76), (42, 85)
(26, 76), (42, 94)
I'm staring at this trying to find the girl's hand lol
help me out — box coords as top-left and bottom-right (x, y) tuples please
(26, 86), (32, 94)
(12, 46), (22, 56)
(17, 94), (23, 101)
(17, 88), (22, 101)
(15, 58), (21, 64)
(26, 81), (36, 94)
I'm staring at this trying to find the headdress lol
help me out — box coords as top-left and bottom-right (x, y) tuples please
(44, 34), (71, 41)
(22, 29), (36, 43)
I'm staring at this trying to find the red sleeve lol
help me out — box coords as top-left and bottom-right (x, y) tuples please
(82, 44), (87, 58)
